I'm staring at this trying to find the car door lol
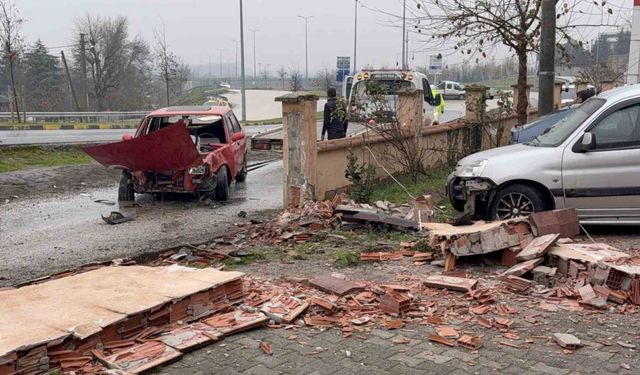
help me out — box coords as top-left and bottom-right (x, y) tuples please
(561, 99), (640, 221)
(446, 82), (453, 96)
(223, 114), (239, 176)
(229, 113), (246, 167)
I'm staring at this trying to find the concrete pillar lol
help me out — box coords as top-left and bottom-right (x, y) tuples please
(464, 84), (488, 123)
(396, 87), (423, 129)
(600, 80), (614, 92)
(574, 81), (588, 100)
(511, 84), (532, 112)
(553, 81), (564, 110)
(275, 92), (318, 209)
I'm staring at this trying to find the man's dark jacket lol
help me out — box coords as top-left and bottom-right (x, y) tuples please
(322, 97), (348, 140)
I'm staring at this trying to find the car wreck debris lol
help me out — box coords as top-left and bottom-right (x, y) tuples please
(101, 211), (133, 225)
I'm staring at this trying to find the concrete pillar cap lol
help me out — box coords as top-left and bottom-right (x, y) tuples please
(275, 92), (319, 103)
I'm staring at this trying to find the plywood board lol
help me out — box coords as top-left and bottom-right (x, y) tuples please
(0, 266), (243, 358)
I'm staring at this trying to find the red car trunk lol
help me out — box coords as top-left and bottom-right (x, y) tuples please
(83, 123), (201, 171)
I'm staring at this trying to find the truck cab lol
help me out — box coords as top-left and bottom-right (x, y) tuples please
(346, 69), (442, 123)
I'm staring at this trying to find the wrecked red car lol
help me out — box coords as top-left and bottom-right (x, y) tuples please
(84, 105), (248, 201)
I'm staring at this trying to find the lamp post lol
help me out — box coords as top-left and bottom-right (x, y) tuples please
(239, 0), (246, 121)
(298, 15), (313, 80)
(401, 0), (406, 70)
(217, 48), (223, 78)
(353, 0), (358, 74)
(249, 28), (259, 81)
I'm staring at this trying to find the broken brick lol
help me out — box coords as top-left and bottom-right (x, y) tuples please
(260, 294), (309, 324)
(309, 275), (364, 296)
(428, 334), (456, 347)
(259, 341), (273, 356)
(502, 275), (534, 293)
(476, 317), (493, 328)
(500, 258), (543, 277)
(458, 334), (482, 350)
(424, 275), (478, 292)
(99, 341), (182, 374)
(516, 233), (560, 261)
(383, 319), (405, 330)
(530, 208), (580, 238)
(494, 317), (513, 330)
(359, 252), (403, 262)
(309, 296), (336, 313)
(553, 333), (581, 350)
(379, 291), (412, 316)
(435, 326), (459, 338)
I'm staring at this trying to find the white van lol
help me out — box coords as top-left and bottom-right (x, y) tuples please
(435, 80), (465, 100)
(346, 69), (442, 121)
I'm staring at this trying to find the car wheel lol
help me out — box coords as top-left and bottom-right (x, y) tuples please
(458, 94), (465, 100)
(489, 184), (545, 220)
(214, 167), (229, 201)
(235, 156), (248, 182)
(118, 172), (135, 201)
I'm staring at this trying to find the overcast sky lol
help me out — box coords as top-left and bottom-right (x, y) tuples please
(18, 0), (634, 76)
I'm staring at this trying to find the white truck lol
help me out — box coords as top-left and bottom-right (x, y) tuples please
(344, 69), (443, 122)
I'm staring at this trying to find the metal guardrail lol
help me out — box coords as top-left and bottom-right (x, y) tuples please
(0, 111), (148, 123)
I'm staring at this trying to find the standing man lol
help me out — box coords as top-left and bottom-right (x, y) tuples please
(321, 88), (348, 141)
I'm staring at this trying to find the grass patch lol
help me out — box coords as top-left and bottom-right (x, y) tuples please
(335, 250), (360, 267)
(242, 111), (323, 126)
(171, 86), (228, 106)
(0, 146), (92, 173)
(370, 169), (457, 222)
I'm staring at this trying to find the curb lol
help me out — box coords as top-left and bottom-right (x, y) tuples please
(0, 124), (138, 131)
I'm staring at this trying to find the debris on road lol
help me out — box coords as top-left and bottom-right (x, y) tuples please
(552, 333), (582, 350)
(101, 211), (133, 225)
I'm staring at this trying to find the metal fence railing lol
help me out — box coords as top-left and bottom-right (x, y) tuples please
(0, 111), (147, 123)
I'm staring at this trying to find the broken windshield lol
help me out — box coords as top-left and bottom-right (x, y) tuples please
(530, 98), (605, 147)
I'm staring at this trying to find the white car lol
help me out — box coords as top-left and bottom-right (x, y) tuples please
(435, 80), (465, 100)
(219, 82), (231, 89)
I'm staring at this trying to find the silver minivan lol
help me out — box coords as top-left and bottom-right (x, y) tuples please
(447, 85), (640, 224)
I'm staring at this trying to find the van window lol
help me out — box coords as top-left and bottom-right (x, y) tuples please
(590, 104), (640, 150)
(447, 83), (452, 89)
(436, 82), (445, 90)
(532, 98), (606, 147)
(454, 84), (463, 91)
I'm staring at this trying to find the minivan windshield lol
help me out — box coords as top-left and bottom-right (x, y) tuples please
(530, 98), (606, 147)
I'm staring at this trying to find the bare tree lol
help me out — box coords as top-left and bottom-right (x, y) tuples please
(288, 69), (302, 92)
(154, 25), (178, 106)
(260, 65), (269, 88)
(413, 0), (617, 124)
(277, 66), (287, 90)
(0, 0), (23, 122)
(75, 14), (150, 110)
(577, 63), (625, 94)
(314, 66), (336, 92)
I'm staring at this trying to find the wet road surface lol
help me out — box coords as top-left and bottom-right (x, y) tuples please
(0, 160), (283, 287)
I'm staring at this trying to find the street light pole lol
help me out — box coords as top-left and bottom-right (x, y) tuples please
(249, 28), (259, 81)
(239, 0), (247, 121)
(401, 0), (406, 70)
(298, 15), (313, 80)
(217, 48), (223, 78)
(233, 40), (239, 80)
(353, 0), (358, 73)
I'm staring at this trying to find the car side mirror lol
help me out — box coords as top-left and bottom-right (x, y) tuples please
(231, 132), (245, 142)
(122, 134), (133, 141)
(581, 132), (596, 151)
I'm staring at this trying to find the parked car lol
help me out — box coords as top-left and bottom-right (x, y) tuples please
(84, 105), (248, 201)
(447, 85), (640, 224)
(510, 108), (573, 144)
(435, 80), (465, 100)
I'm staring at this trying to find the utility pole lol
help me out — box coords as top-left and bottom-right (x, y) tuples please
(538, 0), (555, 116)
(298, 15), (313, 80)
(61, 50), (81, 112)
(401, 0), (406, 70)
(217, 48), (224, 78)
(79, 33), (88, 111)
(353, 0), (358, 73)
(628, 0), (640, 84)
(240, 0), (247, 121)
(249, 28), (259, 81)
(234, 39), (239, 80)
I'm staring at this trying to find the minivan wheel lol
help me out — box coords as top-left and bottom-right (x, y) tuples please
(214, 167), (229, 201)
(489, 184), (545, 220)
(458, 94), (465, 100)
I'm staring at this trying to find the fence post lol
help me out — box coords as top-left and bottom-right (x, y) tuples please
(510, 84), (532, 121)
(600, 80), (614, 92)
(464, 84), (487, 153)
(275, 92), (319, 209)
(553, 81), (564, 110)
(396, 87), (424, 130)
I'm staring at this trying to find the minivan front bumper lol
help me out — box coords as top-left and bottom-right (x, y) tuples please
(447, 174), (497, 218)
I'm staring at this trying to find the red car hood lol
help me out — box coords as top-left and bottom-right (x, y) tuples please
(83, 123), (202, 171)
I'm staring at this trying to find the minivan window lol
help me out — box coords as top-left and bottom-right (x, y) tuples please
(531, 98), (606, 147)
(590, 104), (640, 150)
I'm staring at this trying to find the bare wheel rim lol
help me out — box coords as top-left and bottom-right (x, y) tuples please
(495, 192), (534, 219)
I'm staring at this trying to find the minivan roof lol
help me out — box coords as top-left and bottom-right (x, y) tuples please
(595, 84), (640, 102)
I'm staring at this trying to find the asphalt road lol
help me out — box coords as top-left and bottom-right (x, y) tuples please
(0, 160), (283, 287)
(0, 125), (280, 146)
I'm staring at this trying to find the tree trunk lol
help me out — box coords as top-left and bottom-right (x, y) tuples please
(516, 52), (528, 125)
(8, 59), (20, 123)
(165, 74), (170, 107)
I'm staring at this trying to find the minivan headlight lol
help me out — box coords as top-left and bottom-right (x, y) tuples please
(456, 159), (488, 177)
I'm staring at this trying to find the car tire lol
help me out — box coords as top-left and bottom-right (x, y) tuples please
(458, 94), (465, 100)
(118, 172), (135, 202)
(214, 167), (229, 201)
(488, 184), (545, 220)
(235, 156), (248, 182)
